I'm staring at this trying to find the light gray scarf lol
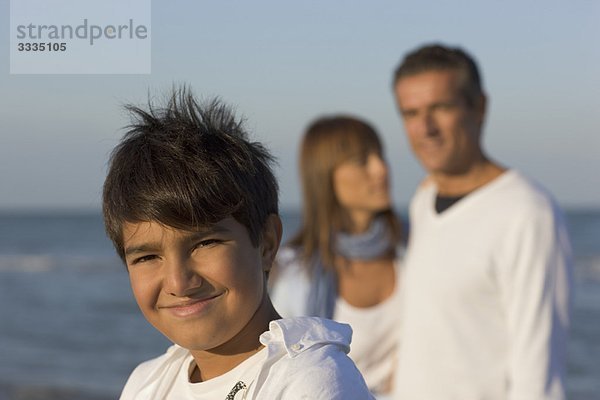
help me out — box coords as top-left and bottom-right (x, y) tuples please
(335, 216), (393, 261)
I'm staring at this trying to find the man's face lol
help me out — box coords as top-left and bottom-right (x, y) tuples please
(394, 69), (485, 176)
(122, 216), (279, 353)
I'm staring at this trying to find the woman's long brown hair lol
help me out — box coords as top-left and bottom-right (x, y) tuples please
(288, 115), (402, 271)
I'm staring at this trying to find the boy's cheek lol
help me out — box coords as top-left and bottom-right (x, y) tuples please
(129, 276), (158, 310)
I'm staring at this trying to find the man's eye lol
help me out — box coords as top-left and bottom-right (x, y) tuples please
(434, 102), (454, 111)
(401, 110), (417, 119)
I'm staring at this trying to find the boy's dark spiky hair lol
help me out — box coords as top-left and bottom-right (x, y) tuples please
(103, 87), (279, 260)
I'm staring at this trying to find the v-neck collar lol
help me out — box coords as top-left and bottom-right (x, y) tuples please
(425, 170), (516, 222)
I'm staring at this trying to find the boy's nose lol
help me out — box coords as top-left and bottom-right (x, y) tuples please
(163, 257), (202, 297)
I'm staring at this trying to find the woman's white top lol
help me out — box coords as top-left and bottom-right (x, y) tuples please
(334, 268), (402, 397)
(271, 247), (402, 398)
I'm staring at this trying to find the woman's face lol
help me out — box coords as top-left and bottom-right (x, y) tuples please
(332, 151), (391, 220)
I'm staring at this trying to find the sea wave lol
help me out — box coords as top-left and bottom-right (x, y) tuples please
(0, 254), (55, 272)
(581, 255), (600, 282)
(0, 254), (122, 273)
(0, 382), (114, 400)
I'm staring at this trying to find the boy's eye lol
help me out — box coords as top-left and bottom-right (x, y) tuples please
(130, 254), (158, 265)
(194, 239), (222, 249)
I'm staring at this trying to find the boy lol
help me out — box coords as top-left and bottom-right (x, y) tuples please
(102, 88), (373, 399)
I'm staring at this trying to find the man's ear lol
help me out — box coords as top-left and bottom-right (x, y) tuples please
(260, 214), (282, 272)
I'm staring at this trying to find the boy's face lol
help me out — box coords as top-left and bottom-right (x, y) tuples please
(122, 216), (280, 353)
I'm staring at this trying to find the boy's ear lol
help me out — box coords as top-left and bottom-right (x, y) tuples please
(260, 214), (282, 272)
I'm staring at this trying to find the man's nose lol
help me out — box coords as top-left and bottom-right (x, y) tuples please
(420, 112), (438, 137)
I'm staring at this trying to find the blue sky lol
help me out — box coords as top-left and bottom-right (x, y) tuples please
(1, 0), (599, 210)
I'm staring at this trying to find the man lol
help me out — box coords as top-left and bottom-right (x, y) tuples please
(392, 44), (573, 399)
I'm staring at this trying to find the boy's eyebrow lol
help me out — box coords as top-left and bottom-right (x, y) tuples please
(124, 243), (161, 257)
(185, 225), (232, 241)
(124, 224), (233, 257)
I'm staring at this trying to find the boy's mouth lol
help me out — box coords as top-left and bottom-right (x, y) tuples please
(159, 293), (222, 318)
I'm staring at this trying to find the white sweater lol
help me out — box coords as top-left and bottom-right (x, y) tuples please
(393, 170), (572, 400)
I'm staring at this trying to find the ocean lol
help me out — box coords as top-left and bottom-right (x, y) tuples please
(0, 209), (598, 400)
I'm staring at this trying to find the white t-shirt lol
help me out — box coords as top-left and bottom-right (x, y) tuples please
(120, 317), (374, 400)
(167, 347), (266, 399)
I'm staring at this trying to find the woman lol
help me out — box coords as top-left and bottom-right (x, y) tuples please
(270, 115), (404, 398)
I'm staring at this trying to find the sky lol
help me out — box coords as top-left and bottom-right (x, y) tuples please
(1, 0), (599, 211)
